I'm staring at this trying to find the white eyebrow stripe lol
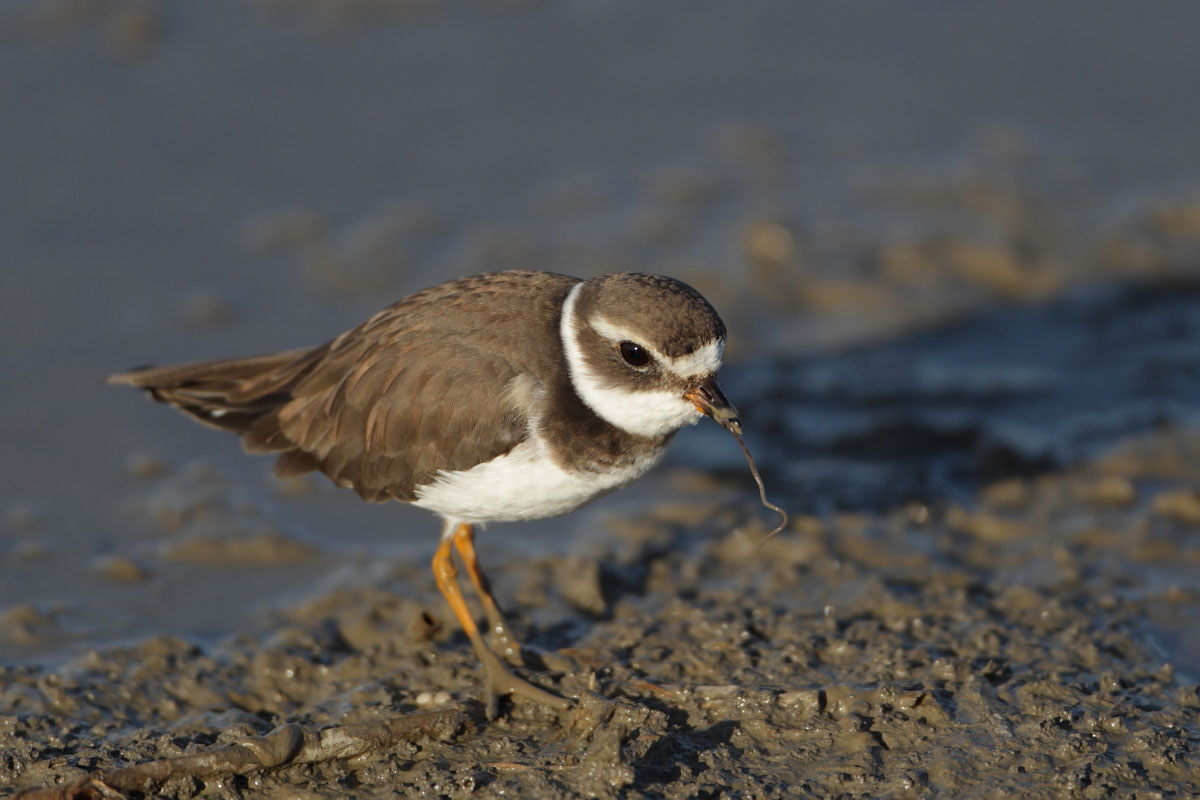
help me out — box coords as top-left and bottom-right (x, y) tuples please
(590, 316), (724, 379)
(589, 317), (651, 351)
(664, 338), (724, 378)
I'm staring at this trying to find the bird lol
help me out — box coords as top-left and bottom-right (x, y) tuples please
(109, 270), (740, 718)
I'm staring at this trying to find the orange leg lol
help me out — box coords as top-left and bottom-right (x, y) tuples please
(432, 531), (567, 719)
(452, 523), (524, 665)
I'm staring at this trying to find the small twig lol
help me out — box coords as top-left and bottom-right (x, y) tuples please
(14, 709), (467, 800)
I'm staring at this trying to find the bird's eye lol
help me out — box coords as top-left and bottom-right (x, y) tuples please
(618, 341), (651, 367)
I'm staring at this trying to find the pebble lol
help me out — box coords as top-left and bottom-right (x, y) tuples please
(414, 690), (451, 707)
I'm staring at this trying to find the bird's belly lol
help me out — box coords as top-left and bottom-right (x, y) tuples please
(411, 439), (666, 523)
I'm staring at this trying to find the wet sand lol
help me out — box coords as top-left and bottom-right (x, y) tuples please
(4, 2), (1200, 797)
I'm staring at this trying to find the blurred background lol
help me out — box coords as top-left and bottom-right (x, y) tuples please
(3, 1), (1200, 669)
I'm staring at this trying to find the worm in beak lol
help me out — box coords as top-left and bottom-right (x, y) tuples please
(683, 376), (742, 434)
(683, 376), (787, 550)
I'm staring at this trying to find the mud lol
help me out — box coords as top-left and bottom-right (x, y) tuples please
(722, 282), (1200, 513)
(3, 423), (1198, 797)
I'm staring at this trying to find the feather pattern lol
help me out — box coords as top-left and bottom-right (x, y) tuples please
(109, 271), (580, 502)
(109, 270), (729, 518)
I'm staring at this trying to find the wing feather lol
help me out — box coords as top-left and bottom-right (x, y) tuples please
(272, 272), (576, 500)
(111, 270), (579, 504)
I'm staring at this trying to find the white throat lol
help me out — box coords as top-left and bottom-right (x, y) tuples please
(559, 283), (710, 438)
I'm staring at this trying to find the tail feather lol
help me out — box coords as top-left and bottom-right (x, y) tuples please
(108, 346), (324, 449)
(108, 350), (312, 395)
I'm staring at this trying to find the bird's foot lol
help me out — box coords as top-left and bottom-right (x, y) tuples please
(480, 648), (571, 721)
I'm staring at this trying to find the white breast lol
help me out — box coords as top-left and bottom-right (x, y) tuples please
(411, 434), (667, 524)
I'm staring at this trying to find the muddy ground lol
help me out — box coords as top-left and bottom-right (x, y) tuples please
(4, 2), (1200, 798)
(3, 280), (1199, 799)
(3, 424), (1200, 798)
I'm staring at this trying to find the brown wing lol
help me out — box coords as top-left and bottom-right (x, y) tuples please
(111, 271), (579, 503)
(275, 271), (577, 500)
(274, 333), (527, 501)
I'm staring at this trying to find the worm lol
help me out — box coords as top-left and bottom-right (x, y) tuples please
(729, 430), (789, 551)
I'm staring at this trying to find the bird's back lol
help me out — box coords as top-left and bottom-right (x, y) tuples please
(110, 271), (580, 501)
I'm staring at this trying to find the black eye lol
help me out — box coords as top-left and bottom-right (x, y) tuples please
(618, 341), (651, 367)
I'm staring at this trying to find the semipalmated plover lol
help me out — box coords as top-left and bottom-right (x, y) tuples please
(110, 270), (740, 717)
